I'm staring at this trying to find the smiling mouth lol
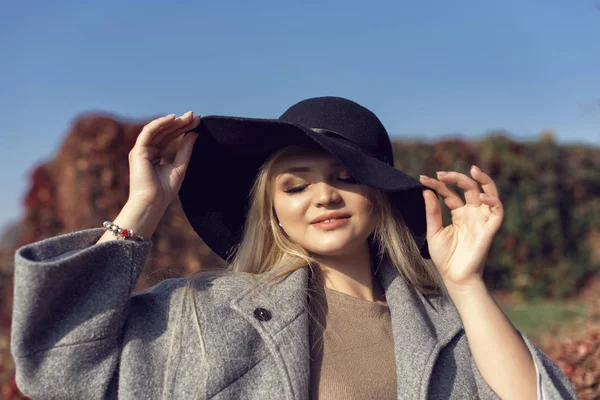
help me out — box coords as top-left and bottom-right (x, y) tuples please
(311, 217), (351, 230)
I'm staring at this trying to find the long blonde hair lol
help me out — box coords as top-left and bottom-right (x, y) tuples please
(179, 145), (446, 364)
(222, 145), (445, 295)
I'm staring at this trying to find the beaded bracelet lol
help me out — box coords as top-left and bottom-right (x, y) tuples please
(102, 221), (146, 241)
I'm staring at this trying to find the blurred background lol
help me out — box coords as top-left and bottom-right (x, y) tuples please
(1, 1), (599, 398)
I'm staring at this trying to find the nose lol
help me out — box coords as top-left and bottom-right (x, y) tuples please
(314, 182), (341, 207)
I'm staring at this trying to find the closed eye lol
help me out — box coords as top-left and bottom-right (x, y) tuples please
(283, 177), (358, 194)
(283, 185), (308, 194)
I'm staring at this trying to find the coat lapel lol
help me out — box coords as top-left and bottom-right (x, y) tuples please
(230, 258), (463, 400)
(376, 258), (464, 399)
(230, 268), (311, 400)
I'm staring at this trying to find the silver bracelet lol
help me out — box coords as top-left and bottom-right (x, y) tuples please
(102, 221), (146, 241)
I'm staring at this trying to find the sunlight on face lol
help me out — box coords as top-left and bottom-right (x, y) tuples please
(271, 146), (377, 257)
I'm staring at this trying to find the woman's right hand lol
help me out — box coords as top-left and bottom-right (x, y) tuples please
(128, 112), (201, 210)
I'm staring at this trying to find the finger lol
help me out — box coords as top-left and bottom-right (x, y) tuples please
(173, 131), (199, 172)
(470, 165), (499, 198)
(419, 175), (464, 210)
(156, 112), (199, 147)
(480, 193), (504, 217)
(151, 111), (195, 146)
(159, 114), (201, 149)
(136, 114), (176, 147)
(422, 188), (443, 238)
(436, 171), (482, 206)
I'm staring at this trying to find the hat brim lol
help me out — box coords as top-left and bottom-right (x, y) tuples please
(179, 116), (430, 260)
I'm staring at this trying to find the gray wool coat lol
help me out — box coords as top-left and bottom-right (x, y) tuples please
(11, 228), (577, 399)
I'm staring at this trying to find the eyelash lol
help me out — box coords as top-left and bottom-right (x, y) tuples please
(283, 177), (359, 194)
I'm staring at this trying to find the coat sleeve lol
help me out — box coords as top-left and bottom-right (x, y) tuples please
(10, 228), (153, 399)
(471, 331), (578, 400)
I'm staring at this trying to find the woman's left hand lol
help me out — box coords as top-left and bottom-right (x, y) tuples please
(419, 165), (504, 292)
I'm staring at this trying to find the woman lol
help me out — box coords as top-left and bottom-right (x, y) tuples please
(11, 97), (576, 399)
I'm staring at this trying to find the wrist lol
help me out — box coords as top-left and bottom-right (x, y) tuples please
(118, 201), (165, 239)
(95, 201), (165, 245)
(444, 277), (489, 306)
(122, 199), (167, 217)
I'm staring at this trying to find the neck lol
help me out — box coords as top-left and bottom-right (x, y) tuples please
(310, 242), (384, 303)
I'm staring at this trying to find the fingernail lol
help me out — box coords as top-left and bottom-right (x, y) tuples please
(419, 175), (429, 180)
(471, 165), (480, 171)
(436, 171), (447, 176)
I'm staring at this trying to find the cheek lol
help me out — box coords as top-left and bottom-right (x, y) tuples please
(273, 194), (310, 224)
(350, 195), (377, 231)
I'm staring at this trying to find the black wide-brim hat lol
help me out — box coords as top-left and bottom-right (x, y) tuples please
(180, 96), (431, 260)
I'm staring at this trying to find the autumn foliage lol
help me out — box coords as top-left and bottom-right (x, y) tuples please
(392, 134), (600, 299)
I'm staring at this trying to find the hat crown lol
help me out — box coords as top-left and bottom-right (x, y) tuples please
(278, 97), (394, 165)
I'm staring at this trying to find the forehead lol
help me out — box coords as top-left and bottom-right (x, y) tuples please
(271, 146), (342, 175)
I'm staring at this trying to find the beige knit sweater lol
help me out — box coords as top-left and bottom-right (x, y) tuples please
(309, 286), (397, 399)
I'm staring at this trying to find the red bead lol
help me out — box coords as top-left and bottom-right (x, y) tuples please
(121, 229), (130, 237)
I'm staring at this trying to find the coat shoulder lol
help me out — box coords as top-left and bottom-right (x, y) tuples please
(130, 271), (261, 309)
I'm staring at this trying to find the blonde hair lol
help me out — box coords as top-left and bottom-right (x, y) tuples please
(181, 144), (444, 295)
(226, 145), (445, 296)
(180, 145), (446, 363)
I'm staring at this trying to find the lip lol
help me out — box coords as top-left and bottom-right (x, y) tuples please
(310, 211), (351, 224)
(311, 218), (350, 231)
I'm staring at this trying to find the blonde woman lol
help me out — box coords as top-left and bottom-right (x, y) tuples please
(12, 97), (576, 399)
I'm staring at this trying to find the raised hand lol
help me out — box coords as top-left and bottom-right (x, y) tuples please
(128, 111), (200, 210)
(419, 165), (504, 291)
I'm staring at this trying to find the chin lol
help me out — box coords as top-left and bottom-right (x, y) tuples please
(305, 241), (361, 257)
(309, 248), (348, 257)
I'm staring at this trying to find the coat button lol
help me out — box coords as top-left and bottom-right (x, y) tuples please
(253, 308), (272, 321)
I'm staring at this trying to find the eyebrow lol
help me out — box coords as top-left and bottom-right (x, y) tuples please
(279, 161), (342, 175)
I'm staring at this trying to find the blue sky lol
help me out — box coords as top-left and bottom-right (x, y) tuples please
(1, 0), (599, 231)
